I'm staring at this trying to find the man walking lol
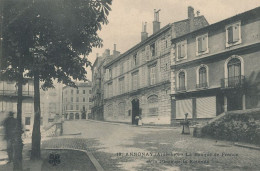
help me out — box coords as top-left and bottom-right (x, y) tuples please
(3, 111), (17, 163)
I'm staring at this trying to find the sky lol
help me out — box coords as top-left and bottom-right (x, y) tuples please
(86, 0), (260, 80)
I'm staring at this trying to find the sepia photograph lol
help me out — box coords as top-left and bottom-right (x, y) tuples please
(0, 0), (260, 170)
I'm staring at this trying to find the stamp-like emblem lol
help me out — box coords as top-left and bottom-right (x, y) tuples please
(48, 153), (61, 166)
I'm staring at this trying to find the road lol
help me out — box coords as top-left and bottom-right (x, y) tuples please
(41, 120), (260, 171)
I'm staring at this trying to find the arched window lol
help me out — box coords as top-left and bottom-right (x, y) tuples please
(147, 95), (159, 117)
(199, 67), (207, 87)
(75, 113), (80, 119)
(178, 71), (186, 90)
(228, 58), (241, 78)
(69, 113), (74, 120)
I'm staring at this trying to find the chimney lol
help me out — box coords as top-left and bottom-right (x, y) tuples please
(188, 6), (195, 32)
(104, 49), (110, 57)
(153, 9), (161, 34)
(141, 22), (148, 41)
(113, 44), (117, 55)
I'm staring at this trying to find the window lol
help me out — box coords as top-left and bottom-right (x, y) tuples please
(76, 105), (79, 110)
(76, 97), (79, 102)
(176, 40), (187, 60)
(196, 34), (208, 55)
(71, 89), (73, 94)
(109, 69), (112, 79)
(178, 71), (186, 91)
(77, 90), (79, 94)
(25, 117), (30, 125)
(71, 97), (73, 102)
(89, 90), (91, 94)
(108, 82), (113, 97)
(150, 43), (155, 57)
(197, 66), (208, 88)
(70, 105), (73, 110)
(120, 62), (124, 74)
(147, 95), (159, 117)
(83, 97), (85, 102)
(82, 105), (85, 111)
(226, 22), (241, 47)
(132, 72), (138, 90)
(133, 53), (138, 66)
(149, 65), (157, 85)
(119, 78), (124, 94)
(83, 90), (85, 94)
(228, 58), (241, 78)
(89, 98), (91, 102)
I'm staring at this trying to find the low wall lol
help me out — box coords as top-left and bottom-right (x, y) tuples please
(199, 108), (260, 145)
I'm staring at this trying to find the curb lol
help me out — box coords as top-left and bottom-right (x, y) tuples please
(86, 119), (177, 129)
(234, 143), (260, 151)
(44, 148), (104, 171)
(62, 132), (82, 136)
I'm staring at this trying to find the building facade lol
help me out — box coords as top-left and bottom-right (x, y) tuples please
(170, 7), (260, 123)
(62, 81), (92, 120)
(103, 7), (208, 125)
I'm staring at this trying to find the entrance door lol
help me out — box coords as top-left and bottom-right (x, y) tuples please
(131, 99), (139, 125)
(227, 93), (242, 111)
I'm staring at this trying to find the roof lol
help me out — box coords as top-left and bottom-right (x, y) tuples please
(104, 15), (208, 68)
(172, 6), (260, 42)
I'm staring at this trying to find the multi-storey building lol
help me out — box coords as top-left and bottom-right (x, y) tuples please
(103, 7), (208, 125)
(170, 7), (260, 123)
(40, 81), (63, 124)
(91, 48), (120, 120)
(62, 81), (92, 120)
(0, 79), (35, 133)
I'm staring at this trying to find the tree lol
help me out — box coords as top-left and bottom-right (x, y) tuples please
(2, 0), (112, 167)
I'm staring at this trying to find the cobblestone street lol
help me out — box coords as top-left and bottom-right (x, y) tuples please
(41, 120), (260, 171)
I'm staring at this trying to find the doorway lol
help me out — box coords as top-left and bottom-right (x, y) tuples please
(131, 99), (139, 125)
(227, 93), (243, 111)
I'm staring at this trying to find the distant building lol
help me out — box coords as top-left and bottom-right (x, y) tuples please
(170, 7), (260, 124)
(102, 7), (208, 125)
(91, 54), (105, 120)
(40, 81), (63, 124)
(62, 81), (92, 120)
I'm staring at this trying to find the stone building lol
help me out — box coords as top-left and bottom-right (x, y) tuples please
(62, 81), (92, 120)
(170, 6), (260, 124)
(0, 79), (34, 133)
(103, 7), (208, 125)
(91, 47), (120, 120)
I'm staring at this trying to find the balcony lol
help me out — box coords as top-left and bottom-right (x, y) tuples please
(0, 90), (34, 97)
(196, 82), (208, 89)
(175, 86), (186, 92)
(221, 75), (245, 89)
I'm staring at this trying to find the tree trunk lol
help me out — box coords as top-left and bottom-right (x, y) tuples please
(13, 56), (24, 171)
(31, 71), (41, 160)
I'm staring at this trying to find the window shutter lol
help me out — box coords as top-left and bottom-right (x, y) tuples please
(146, 45), (150, 61)
(233, 25), (239, 42)
(181, 43), (186, 57)
(177, 44), (181, 58)
(198, 37), (202, 52)
(227, 26), (233, 43)
(201, 36), (207, 52)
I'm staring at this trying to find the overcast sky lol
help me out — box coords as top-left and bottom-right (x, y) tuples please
(86, 0), (260, 80)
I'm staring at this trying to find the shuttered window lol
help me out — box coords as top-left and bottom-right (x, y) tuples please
(196, 97), (216, 118)
(226, 22), (241, 46)
(176, 99), (192, 119)
(176, 40), (187, 60)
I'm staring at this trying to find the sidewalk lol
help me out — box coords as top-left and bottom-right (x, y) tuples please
(86, 119), (176, 129)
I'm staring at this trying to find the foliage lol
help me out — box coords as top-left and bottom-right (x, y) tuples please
(201, 111), (260, 145)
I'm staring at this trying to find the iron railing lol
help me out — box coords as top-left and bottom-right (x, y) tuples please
(196, 82), (208, 89)
(175, 86), (186, 92)
(221, 75), (245, 88)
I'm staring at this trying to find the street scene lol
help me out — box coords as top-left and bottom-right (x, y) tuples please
(1, 0), (260, 170)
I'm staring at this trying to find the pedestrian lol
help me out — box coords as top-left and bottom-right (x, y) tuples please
(3, 111), (17, 163)
(138, 114), (143, 126)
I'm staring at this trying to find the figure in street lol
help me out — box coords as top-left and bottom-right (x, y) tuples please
(3, 111), (18, 163)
